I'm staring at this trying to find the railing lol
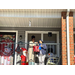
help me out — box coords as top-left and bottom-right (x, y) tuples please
(0, 42), (61, 65)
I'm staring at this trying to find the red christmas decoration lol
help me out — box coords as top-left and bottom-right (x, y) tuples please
(0, 39), (14, 56)
(13, 35), (15, 38)
(0, 35), (3, 37)
(33, 46), (40, 52)
(20, 48), (28, 65)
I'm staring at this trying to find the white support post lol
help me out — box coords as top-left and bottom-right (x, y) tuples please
(25, 31), (28, 49)
(14, 52), (17, 65)
(41, 33), (43, 41)
(66, 9), (70, 65)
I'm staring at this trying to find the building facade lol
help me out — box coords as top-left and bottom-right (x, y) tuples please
(0, 9), (75, 65)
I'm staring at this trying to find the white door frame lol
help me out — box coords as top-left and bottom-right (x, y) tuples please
(74, 31), (75, 34)
(0, 30), (18, 65)
(25, 31), (59, 57)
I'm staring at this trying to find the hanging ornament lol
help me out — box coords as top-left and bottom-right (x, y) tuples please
(13, 35), (15, 41)
(5, 38), (7, 42)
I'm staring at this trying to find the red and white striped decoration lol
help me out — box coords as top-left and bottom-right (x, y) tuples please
(1, 56), (11, 65)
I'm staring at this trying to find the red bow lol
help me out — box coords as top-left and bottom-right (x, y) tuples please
(21, 48), (27, 52)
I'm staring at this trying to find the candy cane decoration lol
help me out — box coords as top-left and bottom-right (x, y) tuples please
(0, 56), (1, 65)
(1, 56), (4, 65)
(4, 56), (7, 65)
(10, 56), (13, 65)
(7, 56), (11, 65)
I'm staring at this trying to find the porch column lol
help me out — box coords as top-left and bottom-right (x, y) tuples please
(69, 12), (74, 65)
(61, 12), (67, 65)
(61, 12), (74, 65)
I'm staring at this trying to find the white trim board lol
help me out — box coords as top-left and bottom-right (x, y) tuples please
(74, 32), (75, 34)
(25, 31), (59, 57)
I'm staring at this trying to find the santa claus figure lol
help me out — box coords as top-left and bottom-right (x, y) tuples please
(20, 48), (28, 65)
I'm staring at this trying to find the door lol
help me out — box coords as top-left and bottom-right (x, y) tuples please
(0, 32), (16, 65)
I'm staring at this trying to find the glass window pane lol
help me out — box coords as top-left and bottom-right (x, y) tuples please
(28, 33), (41, 42)
(28, 33), (41, 49)
(43, 34), (57, 54)
(43, 34), (57, 43)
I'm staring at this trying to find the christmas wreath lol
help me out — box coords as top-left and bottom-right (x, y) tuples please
(3, 35), (12, 39)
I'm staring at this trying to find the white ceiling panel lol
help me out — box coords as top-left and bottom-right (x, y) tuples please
(0, 9), (67, 18)
(0, 9), (67, 28)
(0, 9), (67, 12)
(0, 17), (61, 28)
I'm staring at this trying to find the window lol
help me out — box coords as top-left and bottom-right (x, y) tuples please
(43, 34), (57, 43)
(28, 33), (41, 42)
(43, 34), (57, 54)
(27, 33), (41, 49)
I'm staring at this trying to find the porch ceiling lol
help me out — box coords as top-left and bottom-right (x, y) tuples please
(0, 17), (61, 28)
(0, 9), (75, 28)
(0, 9), (66, 28)
(0, 9), (67, 18)
(0, 9), (67, 13)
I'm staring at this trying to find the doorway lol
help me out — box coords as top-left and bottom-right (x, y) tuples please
(0, 30), (18, 65)
(25, 31), (59, 57)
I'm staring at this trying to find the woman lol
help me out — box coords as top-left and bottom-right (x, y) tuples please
(28, 35), (37, 65)
(38, 40), (47, 65)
